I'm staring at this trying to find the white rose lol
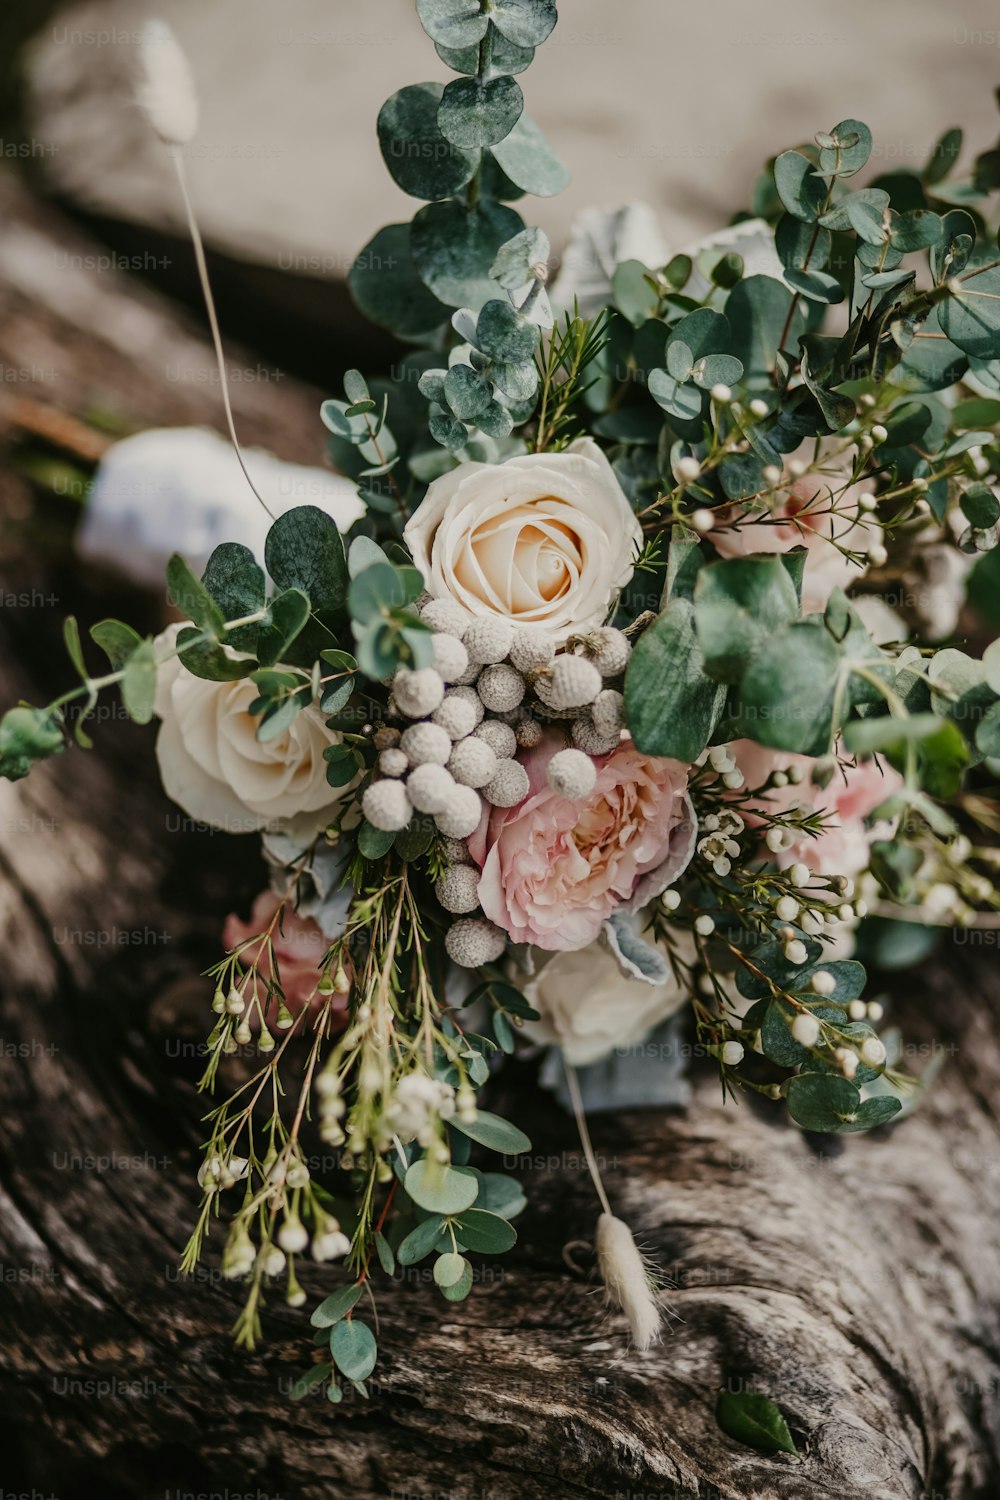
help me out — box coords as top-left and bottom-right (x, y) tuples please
(521, 937), (689, 1067)
(153, 625), (349, 839)
(402, 438), (642, 644)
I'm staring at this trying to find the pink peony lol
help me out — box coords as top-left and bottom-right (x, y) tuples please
(708, 446), (880, 616)
(468, 733), (695, 952)
(730, 739), (902, 878)
(222, 891), (338, 1015)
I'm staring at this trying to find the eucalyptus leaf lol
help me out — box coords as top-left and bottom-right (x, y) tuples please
(405, 1158), (480, 1215)
(350, 223), (451, 339)
(411, 199), (523, 308)
(625, 599), (727, 760)
(491, 112), (570, 197)
(378, 83), (479, 200)
(439, 74), (524, 148)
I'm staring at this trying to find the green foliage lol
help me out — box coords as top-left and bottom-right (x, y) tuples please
(0, 705), (64, 781)
(716, 1390), (798, 1456)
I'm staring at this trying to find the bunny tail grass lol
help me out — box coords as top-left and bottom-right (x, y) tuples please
(563, 1060), (663, 1351)
(137, 21), (199, 147)
(137, 22), (275, 521)
(595, 1212), (662, 1352)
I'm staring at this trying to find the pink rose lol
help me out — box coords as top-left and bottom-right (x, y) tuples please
(730, 739), (902, 877)
(468, 733), (695, 951)
(222, 891), (341, 1016)
(709, 445), (879, 616)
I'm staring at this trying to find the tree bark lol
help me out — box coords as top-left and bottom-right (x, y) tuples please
(1, 167), (999, 1500)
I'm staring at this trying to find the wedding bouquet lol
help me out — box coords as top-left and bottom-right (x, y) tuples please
(5, 3), (1000, 1406)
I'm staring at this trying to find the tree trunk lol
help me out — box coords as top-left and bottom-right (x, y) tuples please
(1, 167), (999, 1500)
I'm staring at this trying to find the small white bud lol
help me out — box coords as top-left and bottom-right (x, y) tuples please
(710, 383), (733, 404)
(848, 999), (867, 1020)
(775, 895), (799, 922)
(763, 464), (782, 486)
(721, 1040), (744, 1065)
(791, 1013), (821, 1047)
(661, 888), (681, 911)
(857, 492), (877, 513)
(748, 398), (768, 419)
(867, 1001), (884, 1023)
(835, 1047), (859, 1079)
(867, 543), (888, 567)
(546, 747), (598, 800)
(788, 863), (811, 888)
(722, 769), (745, 790)
(676, 456), (701, 484)
(810, 969), (837, 997)
(276, 1216), (309, 1254)
(860, 1037), (887, 1068)
(694, 914), (715, 936)
(784, 939), (808, 965)
(871, 423), (888, 444)
(690, 508), (715, 534)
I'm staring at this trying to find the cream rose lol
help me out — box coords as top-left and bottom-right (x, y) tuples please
(153, 625), (348, 839)
(521, 935), (691, 1066)
(402, 437), (642, 643)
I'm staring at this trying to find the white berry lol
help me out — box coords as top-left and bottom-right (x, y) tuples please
(473, 720), (517, 758)
(394, 667), (445, 718)
(432, 633), (470, 683)
(434, 785), (483, 839)
(407, 763), (456, 815)
(791, 1013), (821, 1047)
(860, 1036), (886, 1068)
(571, 718), (620, 756)
(439, 836), (471, 863)
(483, 760), (530, 808)
(477, 663), (525, 713)
(585, 627), (631, 678)
(546, 747), (597, 800)
(362, 779), (412, 832)
(420, 598), (468, 638)
(445, 917), (506, 968)
(432, 690), (480, 740)
(463, 616), (514, 665)
(591, 688), (625, 736)
(448, 736), (498, 788)
(535, 655), (602, 710)
(401, 721), (452, 767)
(810, 969), (837, 997)
(378, 747), (408, 778)
(721, 1040), (744, 1066)
(509, 629), (557, 674)
(434, 864), (482, 914)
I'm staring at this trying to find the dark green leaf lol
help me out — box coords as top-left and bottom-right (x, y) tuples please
(491, 0), (557, 47)
(625, 599), (727, 760)
(90, 618), (142, 672)
(378, 82), (479, 200)
(450, 1110), (531, 1155)
(265, 506), (347, 615)
(439, 74), (524, 149)
(787, 1072), (860, 1131)
(453, 1209), (517, 1254)
(411, 199), (523, 308)
(330, 1320), (377, 1382)
(311, 1284), (363, 1328)
(716, 1390), (798, 1456)
(350, 223), (452, 339)
(166, 553), (226, 637)
(694, 556), (800, 683)
(201, 542), (266, 650)
(774, 150), (826, 222)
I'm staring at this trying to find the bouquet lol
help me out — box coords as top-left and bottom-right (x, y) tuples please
(6, 3), (1000, 1409)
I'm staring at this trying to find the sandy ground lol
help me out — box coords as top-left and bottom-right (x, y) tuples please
(21, 0), (1000, 270)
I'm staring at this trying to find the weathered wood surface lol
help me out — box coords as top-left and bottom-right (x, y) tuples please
(0, 166), (999, 1500)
